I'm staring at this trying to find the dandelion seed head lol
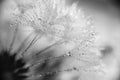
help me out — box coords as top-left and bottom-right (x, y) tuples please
(0, 0), (105, 80)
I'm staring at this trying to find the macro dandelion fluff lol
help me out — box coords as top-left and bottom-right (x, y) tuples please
(0, 0), (105, 80)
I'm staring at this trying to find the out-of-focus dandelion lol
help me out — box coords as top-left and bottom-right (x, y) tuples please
(0, 0), (105, 80)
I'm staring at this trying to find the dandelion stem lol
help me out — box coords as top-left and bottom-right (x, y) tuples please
(15, 32), (34, 54)
(21, 34), (42, 57)
(33, 39), (64, 57)
(8, 26), (18, 52)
